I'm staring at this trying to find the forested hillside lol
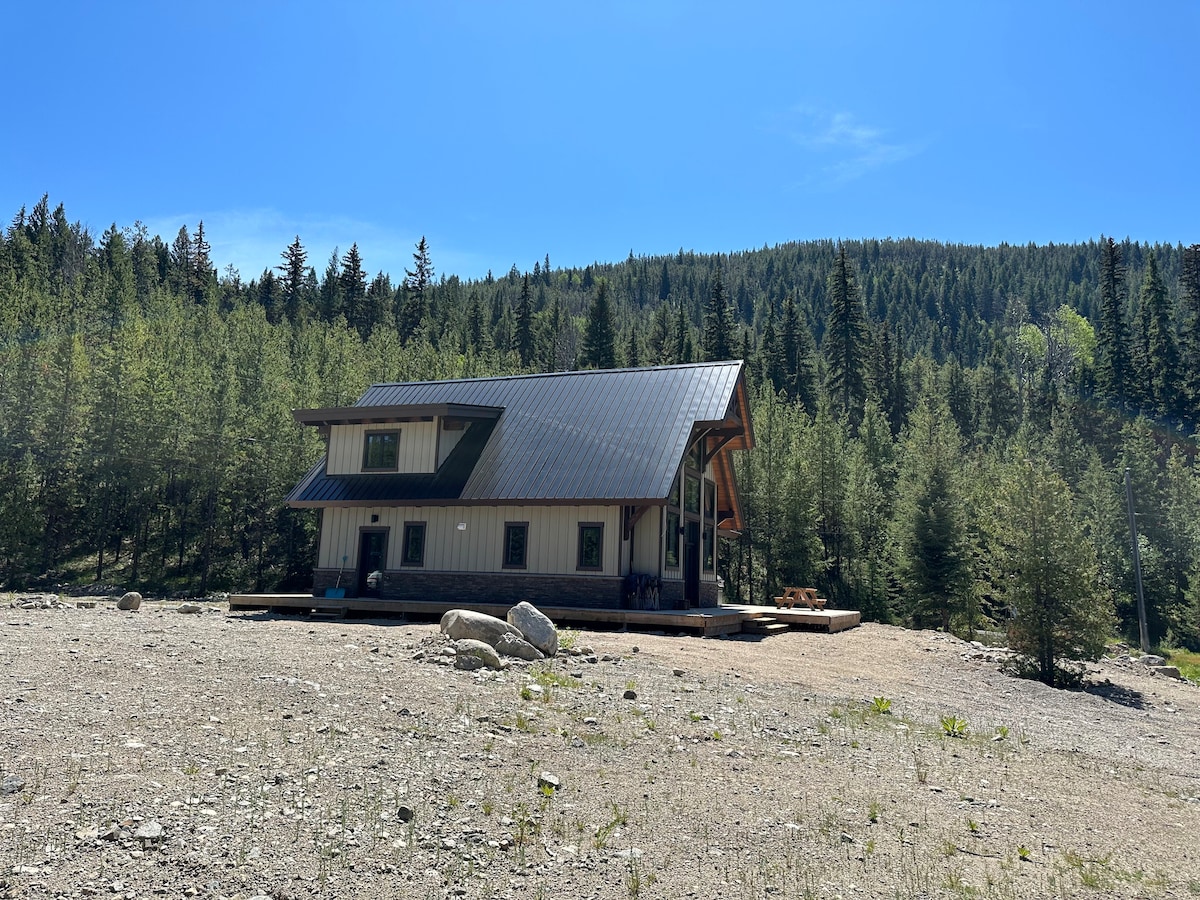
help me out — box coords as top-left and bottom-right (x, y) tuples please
(2, 195), (1198, 655)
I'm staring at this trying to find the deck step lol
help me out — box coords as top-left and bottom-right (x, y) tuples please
(741, 618), (790, 636)
(308, 608), (347, 620)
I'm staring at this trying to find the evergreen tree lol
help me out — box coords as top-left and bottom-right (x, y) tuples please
(992, 455), (1111, 687)
(779, 294), (817, 411)
(339, 244), (369, 338)
(1178, 244), (1200, 423)
(1135, 253), (1178, 418)
(1095, 237), (1130, 406)
(701, 267), (734, 361)
(277, 236), (308, 322)
(891, 388), (974, 632)
(673, 301), (691, 364)
(318, 248), (342, 322)
(514, 273), (534, 366)
(823, 244), (868, 422)
(581, 279), (616, 369)
(191, 221), (213, 304)
(399, 236), (433, 343)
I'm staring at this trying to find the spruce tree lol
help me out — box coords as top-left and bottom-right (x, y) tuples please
(824, 244), (868, 422)
(1177, 245), (1200, 423)
(1095, 237), (1129, 406)
(1136, 253), (1178, 418)
(581, 279), (616, 369)
(701, 267), (734, 361)
(993, 455), (1111, 687)
(339, 244), (369, 338)
(514, 273), (534, 366)
(399, 236), (433, 343)
(277, 236), (308, 322)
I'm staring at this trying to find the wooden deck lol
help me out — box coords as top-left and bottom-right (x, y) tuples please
(228, 594), (861, 636)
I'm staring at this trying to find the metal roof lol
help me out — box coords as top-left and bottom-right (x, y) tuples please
(288, 361), (752, 509)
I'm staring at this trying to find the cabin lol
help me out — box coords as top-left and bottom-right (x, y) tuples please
(285, 361), (754, 610)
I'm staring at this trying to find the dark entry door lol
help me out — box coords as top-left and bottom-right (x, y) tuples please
(356, 530), (387, 597)
(684, 520), (700, 607)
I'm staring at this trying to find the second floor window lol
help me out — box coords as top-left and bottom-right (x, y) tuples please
(363, 430), (400, 470)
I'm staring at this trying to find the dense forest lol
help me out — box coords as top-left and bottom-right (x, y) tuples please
(2, 195), (1198, 657)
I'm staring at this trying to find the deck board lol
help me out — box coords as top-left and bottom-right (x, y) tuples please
(228, 594), (860, 635)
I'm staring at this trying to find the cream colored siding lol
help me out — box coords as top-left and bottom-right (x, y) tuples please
(631, 507), (661, 574)
(319, 505), (623, 575)
(437, 423), (468, 466)
(325, 422), (439, 475)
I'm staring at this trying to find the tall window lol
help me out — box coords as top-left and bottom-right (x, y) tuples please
(402, 522), (426, 566)
(363, 430), (400, 470)
(665, 511), (680, 567)
(503, 522), (528, 568)
(577, 523), (603, 570)
(703, 525), (715, 571)
(684, 476), (701, 514)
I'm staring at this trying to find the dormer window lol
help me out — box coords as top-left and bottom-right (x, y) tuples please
(362, 430), (400, 471)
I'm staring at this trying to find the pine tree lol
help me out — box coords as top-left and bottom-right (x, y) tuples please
(339, 244), (369, 338)
(701, 267), (734, 361)
(1096, 237), (1129, 406)
(673, 301), (691, 364)
(318, 249), (342, 322)
(514, 273), (534, 366)
(399, 236), (433, 343)
(1135, 253), (1178, 418)
(191, 221), (213, 304)
(891, 388), (974, 632)
(581, 280), (616, 369)
(277, 236), (308, 322)
(1179, 245), (1200, 423)
(993, 455), (1111, 687)
(823, 245), (868, 422)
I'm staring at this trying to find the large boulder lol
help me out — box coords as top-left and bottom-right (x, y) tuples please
(453, 639), (503, 671)
(117, 591), (142, 611)
(440, 609), (522, 647)
(507, 602), (558, 657)
(495, 632), (545, 661)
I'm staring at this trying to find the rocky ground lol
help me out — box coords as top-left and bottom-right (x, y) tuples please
(2, 594), (1199, 899)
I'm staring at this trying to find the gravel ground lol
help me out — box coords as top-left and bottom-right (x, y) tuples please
(2, 596), (1199, 899)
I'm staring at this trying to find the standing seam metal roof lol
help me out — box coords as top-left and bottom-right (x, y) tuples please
(320, 361), (749, 504)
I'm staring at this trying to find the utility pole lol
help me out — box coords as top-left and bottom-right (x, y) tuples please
(1124, 468), (1150, 653)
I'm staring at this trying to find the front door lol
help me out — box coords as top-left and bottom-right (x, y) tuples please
(683, 520), (700, 607)
(356, 529), (387, 597)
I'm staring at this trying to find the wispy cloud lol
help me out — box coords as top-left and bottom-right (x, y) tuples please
(782, 108), (923, 186)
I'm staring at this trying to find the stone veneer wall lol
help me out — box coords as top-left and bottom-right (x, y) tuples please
(312, 570), (717, 610)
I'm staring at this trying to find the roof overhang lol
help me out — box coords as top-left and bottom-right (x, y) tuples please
(293, 403), (504, 427)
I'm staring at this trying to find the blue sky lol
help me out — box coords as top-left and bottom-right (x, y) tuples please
(4, 1), (1198, 283)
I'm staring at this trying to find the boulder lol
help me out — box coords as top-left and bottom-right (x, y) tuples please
(440, 609), (522, 647)
(116, 592), (142, 611)
(507, 601), (558, 657)
(495, 632), (545, 661)
(177, 603), (203, 614)
(453, 639), (503, 671)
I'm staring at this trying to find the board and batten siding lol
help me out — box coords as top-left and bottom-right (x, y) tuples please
(325, 422), (438, 475)
(631, 506), (662, 574)
(319, 505), (624, 576)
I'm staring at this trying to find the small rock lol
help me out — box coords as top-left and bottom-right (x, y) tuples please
(537, 772), (561, 792)
(396, 806), (414, 823)
(672, 667), (685, 677)
(496, 632), (545, 661)
(1, 774), (25, 795)
(135, 820), (164, 843)
(177, 603), (203, 614)
(453, 639), (503, 671)
(623, 689), (638, 700)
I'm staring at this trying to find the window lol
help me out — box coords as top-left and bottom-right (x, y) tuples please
(684, 476), (701, 514)
(703, 525), (715, 571)
(668, 476), (680, 509)
(665, 511), (680, 567)
(577, 523), (603, 570)
(362, 430), (400, 470)
(704, 479), (716, 518)
(402, 522), (426, 566)
(503, 522), (528, 568)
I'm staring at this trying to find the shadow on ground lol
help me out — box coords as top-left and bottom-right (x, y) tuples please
(1085, 679), (1148, 709)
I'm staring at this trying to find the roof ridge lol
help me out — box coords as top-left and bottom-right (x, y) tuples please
(364, 359), (743, 391)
